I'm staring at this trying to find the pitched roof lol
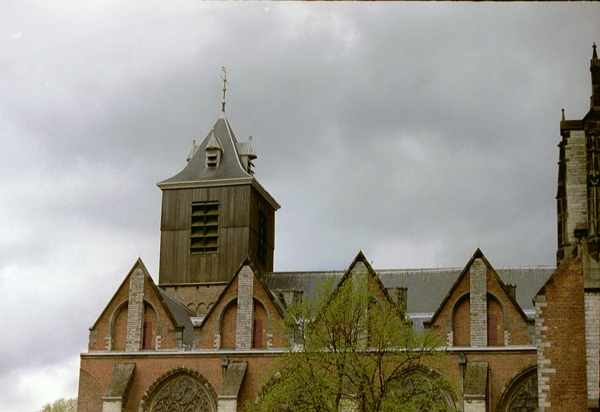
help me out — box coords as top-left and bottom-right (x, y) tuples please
(263, 260), (553, 315)
(157, 287), (195, 345)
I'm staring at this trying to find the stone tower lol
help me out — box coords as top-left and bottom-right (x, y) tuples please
(156, 112), (280, 287)
(549, 42), (600, 411)
(557, 43), (600, 263)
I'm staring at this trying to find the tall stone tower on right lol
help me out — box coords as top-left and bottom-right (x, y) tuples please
(541, 42), (600, 411)
(557, 43), (600, 263)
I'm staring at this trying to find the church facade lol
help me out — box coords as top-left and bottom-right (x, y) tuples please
(77, 44), (600, 412)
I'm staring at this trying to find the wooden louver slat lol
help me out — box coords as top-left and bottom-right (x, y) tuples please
(190, 201), (219, 254)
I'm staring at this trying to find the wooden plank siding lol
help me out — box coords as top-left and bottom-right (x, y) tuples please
(160, 189), (193, 231)
(159, 183), (276, 284)
(189, 252), (219, 283)
(159, 230), (190, 284)
(249, 186), (276, 273)
(220, 226), (251, 278)
(222, 185), (252, 227)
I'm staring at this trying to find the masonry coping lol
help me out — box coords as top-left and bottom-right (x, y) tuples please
(219, 361), (248, 398)
(104, 363), (135, 399)
(464, 361), (489, 398)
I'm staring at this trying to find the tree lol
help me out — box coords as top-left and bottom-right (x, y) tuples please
(252, 268), (456, 412)
(37, 397), (77, 412)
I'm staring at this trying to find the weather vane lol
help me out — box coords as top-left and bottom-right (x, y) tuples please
(221, 66), (228, 113)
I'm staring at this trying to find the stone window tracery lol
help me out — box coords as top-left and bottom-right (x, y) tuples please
(499, 368), (538, 412)
(506, 375), (538, 412)
(400, 373), (455, 411)
(147, 374), (216, 412)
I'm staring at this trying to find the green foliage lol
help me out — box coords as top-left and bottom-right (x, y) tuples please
(37, 397), (77, 412)
(251, 276), (456, 412)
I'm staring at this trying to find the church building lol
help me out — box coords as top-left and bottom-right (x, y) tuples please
(77, 44), (600, 412)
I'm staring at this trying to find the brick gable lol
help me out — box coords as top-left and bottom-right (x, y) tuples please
(425, 249), (533, 348)
(197, 259), (286, 350)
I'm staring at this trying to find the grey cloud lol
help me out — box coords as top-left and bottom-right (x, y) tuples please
(0, 3), (598, 411)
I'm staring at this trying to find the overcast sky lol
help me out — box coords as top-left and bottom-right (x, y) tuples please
(1, 2), (599, 411)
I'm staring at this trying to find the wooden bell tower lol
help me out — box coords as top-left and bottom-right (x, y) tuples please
(156, 113), (279, 286)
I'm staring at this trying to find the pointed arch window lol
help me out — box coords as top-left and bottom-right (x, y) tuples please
(144, 370), (217, 412)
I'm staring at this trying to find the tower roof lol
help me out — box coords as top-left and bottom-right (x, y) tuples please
(590, 42), (600, 111)
(158, 115), (255, 186)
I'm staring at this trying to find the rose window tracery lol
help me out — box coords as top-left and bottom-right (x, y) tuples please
(147, 375), (215, 412)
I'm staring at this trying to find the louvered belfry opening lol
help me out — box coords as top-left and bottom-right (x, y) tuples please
(190, 201), (219, 254)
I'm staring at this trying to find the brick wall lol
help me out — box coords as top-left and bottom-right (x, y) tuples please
(140, 276), (181, 350)
(220, 303), (238, 349)
(463, 351), (537, 410)
(198, 277), (239, 349)
(197, 265), (286, 351)
(453, 296), (470, 346)
(429, 259), (532, 348)
(77, 368), (102, 412)
(88, 264), (184, 354)
(161, 283), (225, 315)
(89, 282), (130, 352)
(485, 268), (533, 346)
(78, 353), (283, 412)
(111, 306), (128, 351)
(535, 251), (587, 411)
(488, 298), (504, 346)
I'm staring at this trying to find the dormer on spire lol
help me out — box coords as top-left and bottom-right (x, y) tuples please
(205, 129), (223, 168)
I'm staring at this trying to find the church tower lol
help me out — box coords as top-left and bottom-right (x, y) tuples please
(156, 108), (279, 287)
(557, 43), (600, 263)
(553, 43), (600, 410)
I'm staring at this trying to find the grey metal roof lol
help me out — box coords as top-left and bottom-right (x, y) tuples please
(159, 115), (252, 184)
(263, 266), (554, 315)
(263, 271), (344, 305)
(158, 287), (195, 346)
